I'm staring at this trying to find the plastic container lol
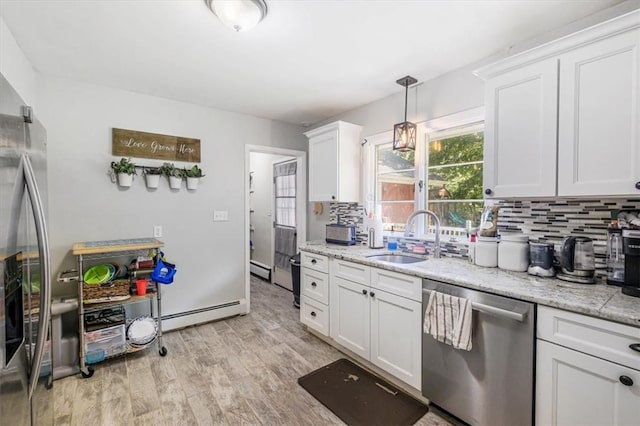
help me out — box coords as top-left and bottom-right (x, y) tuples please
(498, 233), (530, 271)
(476, 237), (498, 267)
(387, 239), (398, 250)
(83, 324), (126, 363)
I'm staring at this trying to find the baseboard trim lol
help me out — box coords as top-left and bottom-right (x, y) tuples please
(250, 261), (272, 280)
(161, 299), (248, 331)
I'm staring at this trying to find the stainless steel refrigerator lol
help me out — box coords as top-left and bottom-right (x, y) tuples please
(0, 73), (53, 425)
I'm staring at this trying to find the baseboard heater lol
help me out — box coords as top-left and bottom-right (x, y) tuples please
(250, 260), (271, 280)
(160, 300), (240, 321)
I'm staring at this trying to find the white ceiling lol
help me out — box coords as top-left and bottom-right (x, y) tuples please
(0, 0), (621, 125)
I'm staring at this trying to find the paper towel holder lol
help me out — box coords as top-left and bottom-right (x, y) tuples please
(368, 227), (384, 249)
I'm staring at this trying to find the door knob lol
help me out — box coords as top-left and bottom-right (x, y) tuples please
(629, 343), (640, 353)
(331, 195), (336, 200)
(362, 289), (368, 295)
(370, 292), (375, 298)
(635, 181), (640, 190)
(619, 375), (634, 386)
(310, 311), (317, 317)
(311, 282), (317, 287)
(311, 259), (317, 264)
(484, 188), (493, 195)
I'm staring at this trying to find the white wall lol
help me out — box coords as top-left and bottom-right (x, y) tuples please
(0, 16), (37, 107)
(36, 75), (306, 326)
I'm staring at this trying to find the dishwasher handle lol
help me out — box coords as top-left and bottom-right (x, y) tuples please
(422, 288), (527, 322)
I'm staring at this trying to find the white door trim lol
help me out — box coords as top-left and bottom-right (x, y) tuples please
(245, 145), (307, 313)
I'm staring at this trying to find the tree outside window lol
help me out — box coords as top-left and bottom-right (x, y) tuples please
(373, 123), (484, 235)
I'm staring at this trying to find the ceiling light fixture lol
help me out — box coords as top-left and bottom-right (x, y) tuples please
(206, 0), (268, 32)
(393, 75), (418, 152)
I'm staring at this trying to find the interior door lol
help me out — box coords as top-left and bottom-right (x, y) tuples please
(273, 160), (297, 291)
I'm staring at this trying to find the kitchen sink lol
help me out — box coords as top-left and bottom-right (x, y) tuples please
(367, 254), (426, 264)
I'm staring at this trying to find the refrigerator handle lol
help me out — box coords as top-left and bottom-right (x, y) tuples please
(22, 154), (52, 399)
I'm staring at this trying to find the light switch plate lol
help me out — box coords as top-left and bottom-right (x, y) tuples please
(153, 226), (162, 238)
(213, 210), (229, 221)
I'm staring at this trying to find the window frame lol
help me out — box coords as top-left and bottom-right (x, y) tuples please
(363, 107), (484, 239)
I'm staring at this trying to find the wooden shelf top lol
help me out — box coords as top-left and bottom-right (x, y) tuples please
(73, 238), (164, 255)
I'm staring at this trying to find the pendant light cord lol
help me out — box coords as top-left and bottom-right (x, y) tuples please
(403, 81), (408, 122)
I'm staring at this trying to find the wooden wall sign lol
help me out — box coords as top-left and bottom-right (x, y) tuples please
(112, 128), (201, 162)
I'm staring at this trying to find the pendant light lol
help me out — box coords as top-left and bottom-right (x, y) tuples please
(206, 0), (268, 32)
(393, 75), (418, 152)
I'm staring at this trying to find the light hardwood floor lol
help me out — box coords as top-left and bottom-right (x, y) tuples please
(54, 276), (454, 425)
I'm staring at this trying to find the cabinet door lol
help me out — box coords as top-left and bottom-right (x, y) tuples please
(308, 130), (339, 201)
(370, 290), (422, 390)
(558, 30), (640, 196)
(536, 340), (640, 426)
(329, 276), (370, 359)
(484, 58), (558, 198)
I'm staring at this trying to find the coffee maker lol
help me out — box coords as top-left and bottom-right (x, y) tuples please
(622, 229), (640, 297)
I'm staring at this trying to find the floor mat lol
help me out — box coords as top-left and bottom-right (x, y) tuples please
(298, 358), (428, 426)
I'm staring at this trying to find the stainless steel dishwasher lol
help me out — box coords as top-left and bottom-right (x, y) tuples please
(422, 279), (535, 426)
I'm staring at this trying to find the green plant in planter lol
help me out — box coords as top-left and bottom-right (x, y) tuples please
(143, 167), (162, 175)
(185, 165), (205, 178)
(159, 162), (184, 178)
(112, 158), (137, 175)
(159, 162), (175, 176)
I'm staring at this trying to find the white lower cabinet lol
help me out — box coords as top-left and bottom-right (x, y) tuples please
(536, 307), (640, 426)
(299, 256), (331, 337)
(330, 262), (422, 390)
(370, 289), (422, 389)
(330, 277), (370, 359)
(536, 340), (640, 426)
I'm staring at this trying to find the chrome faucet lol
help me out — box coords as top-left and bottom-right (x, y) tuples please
(403, 210), (441, 258)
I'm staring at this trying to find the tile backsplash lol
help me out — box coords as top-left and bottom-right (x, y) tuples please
(495, 198), (640, 279)
(329, 198), (640, 281)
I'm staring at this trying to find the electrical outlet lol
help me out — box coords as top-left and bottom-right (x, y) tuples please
(154, 226), (162, 238)
(213, 210), (229, 221)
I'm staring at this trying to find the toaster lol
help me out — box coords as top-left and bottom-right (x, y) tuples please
(326, 224), (356, 245)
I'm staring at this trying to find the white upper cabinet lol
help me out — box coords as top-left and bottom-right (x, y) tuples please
(305, 121), (362, 202)
(477, 9), (640, 199)
(558, 30), (640, 196)
(484, 58), (559, 198)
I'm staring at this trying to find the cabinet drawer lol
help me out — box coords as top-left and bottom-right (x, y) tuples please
(371, 268), (422, 302)
(300, 296), (329, 337)
(301, 252), (329, 273)
(331, 259), (370, 285)
(301, 268), (329, 305)
(538, 306), (640, 369)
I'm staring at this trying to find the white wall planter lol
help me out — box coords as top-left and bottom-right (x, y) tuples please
(117, 173), (133, 188)
(186, 177), (199, 190)
(169, 176), (182, 190)
(145, 174), (160, 189)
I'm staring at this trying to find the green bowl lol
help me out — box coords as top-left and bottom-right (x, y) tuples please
(83, 264), (113, 284)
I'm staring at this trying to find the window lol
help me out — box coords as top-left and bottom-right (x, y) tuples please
(425, 124), (484, 234)
(274, 160), (296, 227)
(368, 114), (484, 237)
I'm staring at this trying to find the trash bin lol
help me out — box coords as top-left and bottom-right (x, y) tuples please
(290, 254), (301, 309)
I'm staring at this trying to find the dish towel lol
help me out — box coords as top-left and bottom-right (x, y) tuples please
(274, 226), (297, 270)
(423, 290), (473, 351)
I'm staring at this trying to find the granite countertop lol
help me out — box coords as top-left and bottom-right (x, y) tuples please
(299, 241), (640, 328)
